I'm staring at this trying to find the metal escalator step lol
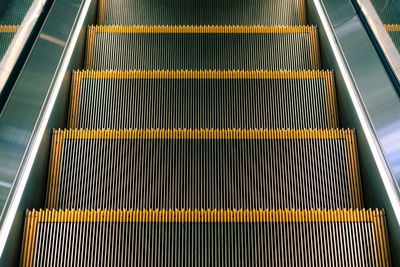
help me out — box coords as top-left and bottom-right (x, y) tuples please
(68, 70), (338, 130)
(85, 25), (321, 70)
(20, 209), (391, 267)
(0, 25), (19, 59)
(0, 0), (33, 25)
(385, 24), (400, 51)
(97, 0), (307, 26)
(45, 129), (362, 211)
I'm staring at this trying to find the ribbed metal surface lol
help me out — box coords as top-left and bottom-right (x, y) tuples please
(97, 0), (307, 26)
(68, 70), (338, 129)
(0, 25), (18, 59)
(85, 25), (321, 70)
(20, 209), (391, 267)
(386, 25), (400, 52)
(369, 0), (400, 25)
(46, 129), (363, 211)
(0, 0), (33, 25)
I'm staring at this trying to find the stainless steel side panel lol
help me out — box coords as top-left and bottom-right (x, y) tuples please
(308, 0), (400, 264)
(0, 0), (96, 265)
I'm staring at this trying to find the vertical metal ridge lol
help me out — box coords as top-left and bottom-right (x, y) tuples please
(323, 70), (339, 128)
(97, 0), (107, 25)
(309, 26), (321, 69)
(84, 26), (96, 69)
(67, 71), (83, 128)
(45, 130), (64, 209)
(19, 210), (38, 267)
(298, 0), (307, 25)
(344, 129), (363, 209)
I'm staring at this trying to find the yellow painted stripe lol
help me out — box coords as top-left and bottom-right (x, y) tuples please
(90, 24), (317, 34)
(0, 25), (19, 33)
(52, 128), (355, 140)
(385, 24), (400, 32)
(74, 69), (333, 80)
(28, 208), (381, 223)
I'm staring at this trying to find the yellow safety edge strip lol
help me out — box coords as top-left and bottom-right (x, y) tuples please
(53, 128), (355, 140)
(74, 69), (333, 79)
(28, 208), (384, 223)
(84, 25), (321, 69)
(20, 209), (390, 267)
(89, 24), (317, 34)
(0, 25), (19, 33)
(385, 24), (400, 32)
(298, 0), (307, 25)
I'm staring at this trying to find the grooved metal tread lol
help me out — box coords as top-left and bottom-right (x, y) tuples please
(85, 25), (321, 71)
(46, 129), (362, 211)
(69, 70), (338, 129)
(97, 0), (307, 26)
(20, 209), (391, 267)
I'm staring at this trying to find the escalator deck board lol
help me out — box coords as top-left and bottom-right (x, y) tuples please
(46, 129), (362, 211)
(97, 0), (307, 26)
(69, 70), (338, 129)
(0, 25), (19, 59)
(85, 25), (321, 70)
(20, 209), (390, 267)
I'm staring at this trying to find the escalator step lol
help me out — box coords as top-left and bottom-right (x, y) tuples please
(85, 25), (321, 70)
(46, 129), (362, 211)
(0, 25), (18, 59)
(69, 70), (338, 130)
(385, 24), (400, 51)
(20, 209), (391, 267)
(97, 0), (307, 26)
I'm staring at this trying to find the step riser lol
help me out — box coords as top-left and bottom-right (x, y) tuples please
(85, 26), (321, 70)
(69, 70), (338, 129)
(46, 129), (362, 210)
(98, 0), (307, 26)
(20, 209), (390, 267)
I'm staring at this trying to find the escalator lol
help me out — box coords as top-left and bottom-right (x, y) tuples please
(8, 0), (395, 266)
